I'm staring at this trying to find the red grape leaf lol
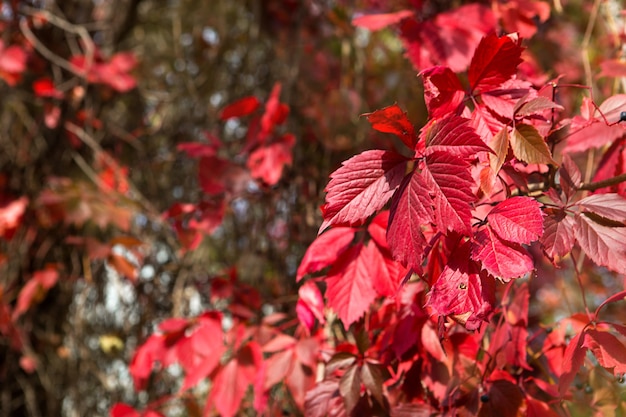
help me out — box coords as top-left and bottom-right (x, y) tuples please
(428, 262), (494, 330)
(510, 124), (556, 165)
(487, 196), (543, 244)
(351, 10), (414, 31)
(541, 211), (575, 258)
(468, 33), (524, 92)
(565, 95), (626, 153)
(339, 364), (361, 414)
(428, 240), (494, 330)
(515, 96), (564, 117)
(423, 151), (475, 234)
(480, 79), (533, 119)
(423, 115), (492, 158)
(420, 66), (465, 119)
(559, 153), (582, 199)
(576, 193), (626, 223)
(304, 379), (343, 417)
(320, 150), (408, 231)
(247, 133), (295, 185)
(367, 237), (409, 297)
(489, 126), (509, 174)
(526, 397), (560, 417)
(325, 243), (379, 327)
(387, 169), (432, 271)
(179, 318), (226, 392)
(472, 226), (534, 280)
(478, 379), (523, 417)
(361, 362), (388, 406)
(583, 329), (626, 375)
(599, 59), (626, 78)
(367, 210), (391, 251)
(400, 4), (496, 73)
(364, 104), (418, 150)
(208, 342), (262, 417)
(296, 282), (326, 329)
(559, 331), (587, 396)
(110, 403), (140, 417)
(574, 213), (626, 274)
(219, 96), (260, 120)
(297, 227), (355, 281)
(260, 83), (289, 135)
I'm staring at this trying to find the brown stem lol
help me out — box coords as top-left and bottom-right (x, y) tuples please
(578, 172), (626, 191)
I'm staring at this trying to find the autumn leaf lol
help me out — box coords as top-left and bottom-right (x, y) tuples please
(324, 243), (379, 327)
(320, 150), (408, 231)
(420, 66), (465, 119)
(423, 115), (493, 158)
(574, 213), (626, 274)
(510, 124), (556, 165)
(486, 196), (543, 245)
(468, 33), (524, 93)
(541, 211), (575, 258)
(559, 331), (587, 396)
(297, 227), (356, 281)
(351, 10), (414, 31)
(387, 169), (432, 271)
(364, 104), (418, 150)
(472, 226), (534, 280)
(423, 151), (475, 234)
(219, 96), (260, 120)
(208, 342), (262, 417)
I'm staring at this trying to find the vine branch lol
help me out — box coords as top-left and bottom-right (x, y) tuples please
(578, 172), (626, 191)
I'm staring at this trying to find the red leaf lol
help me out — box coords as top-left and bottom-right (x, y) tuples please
(480, 79), (533, 119)
(339, 364), (361, 414)
(320, 150), (408, 231)
(198, 156), (248, 196)
(325, 243), (379, 327)
(541, 211), (575, 258)
(400, 4), (496, 72)
(296, 282), (326, 329)
(526, 397), (560, 417)
(599, 59), (626, 78)
(110, 403), (140, 417)
(574, 213), (626, 274)
(510, 124), (556, 165)
(367, 238), (409, 296)
(208, 342), (262, 417)
(487, 196), (543, 244)
(565, 95), (626, 153)
(297, 227), (355, 281)
(260, 83), (288, 135)
(352, 10), (414, 31)
(247, 134), (295, 185)
(478, 379), (523, 417)
(420, 66), (465, 119)
(387, 170), (432, 271)
(558, 331), (587, 397)
(577, 193), (626, 223)
(0, 196), (28, 240)
(32, 78), (64, 98)
(219, 96), (260, 120)
(180, 318), (226, 391)
(468, 33), (524, 92)
(423, 115), (493, 158)
(423, 151), (475, 234)
(583, 329), (626, 375)
(304, 379), (343, 417)
(364, 104), (418, 150)
(515, 96), (563, 117)
(428, 241), (494, 329)
(472, 226), (534, 280)
(0, 42), (27, 85)
(13, 268), (59, 320)
(559, 153), (582, 199)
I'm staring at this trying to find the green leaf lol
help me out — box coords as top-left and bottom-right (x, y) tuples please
(510, 124), (556, 165)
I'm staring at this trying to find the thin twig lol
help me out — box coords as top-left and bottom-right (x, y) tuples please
(578, 172), (626, 191)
